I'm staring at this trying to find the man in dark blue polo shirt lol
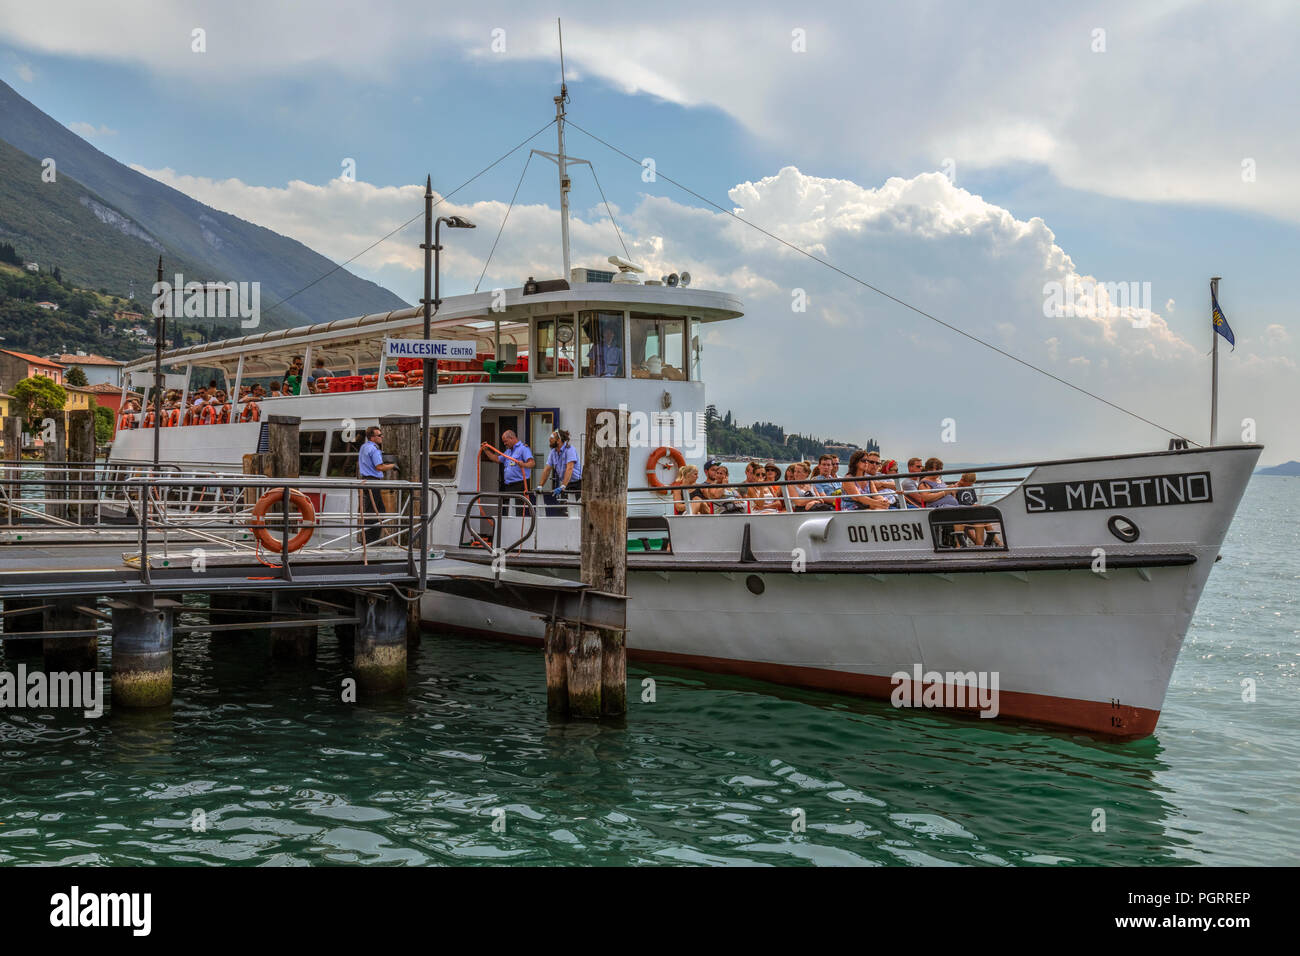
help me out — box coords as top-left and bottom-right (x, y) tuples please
(481, 429), (534, 516)
(359, 425), (396, 543)
(536, 429), (582, 515)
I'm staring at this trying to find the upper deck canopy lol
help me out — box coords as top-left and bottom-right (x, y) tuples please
(124, 281), (743, 374)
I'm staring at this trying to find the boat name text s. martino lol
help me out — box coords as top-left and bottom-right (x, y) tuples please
(1023, 471), (1212, 513)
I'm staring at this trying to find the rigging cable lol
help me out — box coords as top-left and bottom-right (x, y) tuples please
(259, 118), (558, 322)
(565, 118), (1199, 446)
(588, 162), (631, 261)
(475, 151), (534, 293)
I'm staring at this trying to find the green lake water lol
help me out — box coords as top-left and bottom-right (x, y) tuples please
(1, 477), (1296, 866)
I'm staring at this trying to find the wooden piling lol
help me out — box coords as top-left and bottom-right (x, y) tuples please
(265, 415), (301, 480)
(568, 407), (630, 717)
(67, 409), (96, 525)
(544, 620), (570, 714)
(43, 413), (67, 522)
(380, 414), (420, 548)
(2, 598), (45, 661)
(241, 453), (265, 507)
(43, 598), (98, 672)
(2, 415), (23, 524)
(271, 591), (317, 661)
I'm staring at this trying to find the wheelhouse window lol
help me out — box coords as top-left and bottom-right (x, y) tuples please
(689, 317), (703, 381)
(629, 313), (687, 380)
(535, 316), (576, 378)
(580, 311), (625, 378)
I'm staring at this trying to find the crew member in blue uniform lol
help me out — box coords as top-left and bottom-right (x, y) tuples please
(481, 430), (535, 515)
(359, 425), (396, 543)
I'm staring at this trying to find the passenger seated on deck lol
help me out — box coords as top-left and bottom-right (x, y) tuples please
(787, 461), (831, 511)
(916, 457), (960, 508)
(739, 461), (766, 501)
(841, 450), (890, 510)
(865, 452), (899, 508)
(269, 381), (283, 398)
(950, 472), (995, 547)
(879, 459), (907, 508)
(899, 457), (928, 508)
(699, 459), (745, 514)
(753, 462), (786, 513)
(810, 454), (841, 508)
(669, 464), (704, 515)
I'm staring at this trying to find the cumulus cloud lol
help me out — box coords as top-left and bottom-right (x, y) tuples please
(7, 1), (1300, 221)
(134, 161), (1299, 459)
(15, 62), (34, 83)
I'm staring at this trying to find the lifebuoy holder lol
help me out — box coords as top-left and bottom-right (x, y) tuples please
(646, 446), (686, 494)
(249, 488), (316, 553)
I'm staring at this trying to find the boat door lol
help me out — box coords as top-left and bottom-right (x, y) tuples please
(526, 407), (558, 458)
(478, 409), (521, 495)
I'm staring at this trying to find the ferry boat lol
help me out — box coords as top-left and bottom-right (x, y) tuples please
(105, 84), (1262, 739)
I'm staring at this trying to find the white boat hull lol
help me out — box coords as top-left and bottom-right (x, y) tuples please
(420, 443), (1260, 738)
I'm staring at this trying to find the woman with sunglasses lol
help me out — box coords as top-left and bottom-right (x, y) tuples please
(841, 450), (890, 510)
(751, 462), (785, 513)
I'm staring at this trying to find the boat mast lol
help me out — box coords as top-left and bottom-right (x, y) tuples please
(554, 20), (572, 279)
(532, 20), (589, 280)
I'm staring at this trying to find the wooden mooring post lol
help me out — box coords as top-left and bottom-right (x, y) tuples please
(2, 414), (23, 524)
(42, 413), (67, 522)
(263, 416), (317, 660)
(67, 408), (96, 525)
(546, 407), (629, 718)
(379, 414), (423, 645)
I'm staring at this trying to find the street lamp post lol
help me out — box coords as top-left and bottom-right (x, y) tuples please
(153, 256), (164, 476)
(419, 175), (474, 589)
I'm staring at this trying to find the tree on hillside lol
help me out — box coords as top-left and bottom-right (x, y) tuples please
(94, 405), (115, 443)
(66, 366), (89, 387)
(11, 376), (67, 430)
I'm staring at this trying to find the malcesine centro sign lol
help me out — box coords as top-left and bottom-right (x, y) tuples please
(384, 338), (476, 360)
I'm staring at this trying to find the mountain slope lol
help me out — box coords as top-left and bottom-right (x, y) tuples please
(1256, 460), (1300, 476)
(0, 137), (211, 294)
(0, 79), (408, 328)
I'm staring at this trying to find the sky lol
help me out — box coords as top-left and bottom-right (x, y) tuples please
(1, 0), (1296, 465)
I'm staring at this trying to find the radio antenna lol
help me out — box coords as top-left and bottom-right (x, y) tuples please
(558, 18), (567, 99)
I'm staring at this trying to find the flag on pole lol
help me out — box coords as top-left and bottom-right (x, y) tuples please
(1212, 290), (1235, 349)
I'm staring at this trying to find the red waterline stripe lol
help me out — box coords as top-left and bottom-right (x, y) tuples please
(420, 619), (1160, 738)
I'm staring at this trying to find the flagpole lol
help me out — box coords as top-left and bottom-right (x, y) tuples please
(1210, 276), (1221, 446)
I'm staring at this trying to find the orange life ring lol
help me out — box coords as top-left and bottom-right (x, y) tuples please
(646, 446), (686, 493)
(199, 403), (215, 425)
(162, 408), (180, 427)
(118, 411), (135, 430)
(216, 403), (232, 424)
(249, 488), (316, 553)
(143, 410), (156, 428)
(239, 401), (261, 423)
